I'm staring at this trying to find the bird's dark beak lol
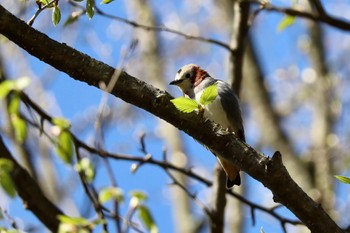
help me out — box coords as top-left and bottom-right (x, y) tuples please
(169, 79), (183, 86)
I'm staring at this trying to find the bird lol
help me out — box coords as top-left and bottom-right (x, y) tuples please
(169, 64), (245, 188)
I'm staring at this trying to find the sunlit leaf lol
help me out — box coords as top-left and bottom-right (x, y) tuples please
(10, 114), (27, 144)
(99, 187), (124, 203)
(74, 158), (95, 183)
(138, 205), (158, 233)
(52, 117), (71, 129)
(64, 12), (82, 27)
(0, 81), (15, 99)
(130, 190), (147, 202)
(7, 94), (20, 115)
(0, 159), (16, 197)
(38, 0), (50, 5)
(260, 227), (266, 233)
(86, 0), (95, 19)
(56, 130), (74, 164)
(170, 97), (199, 113)
(100, 0), (114, 4)
(52, 5), (61, 26)
(58, 215), (90, 225)
(335, 175), (350, 184)
(199, 83), (218, 106)
(277, 15), (296, 32)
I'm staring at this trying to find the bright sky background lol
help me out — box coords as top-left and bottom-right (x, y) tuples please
(1, 0), (350, 232)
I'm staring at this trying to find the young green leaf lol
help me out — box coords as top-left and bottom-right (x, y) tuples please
(0, 159), (16, 197)
(199, 83), (218, 106)
(130, 190), (148, 202)
(74, 158), (95, 183)
(335, 175), (350, 184)
(52, 6), (61, 26)
(138, 205), (158, 233)
(38, 0), (50, 5)
(277, 15), (296, 32)
(64, 12), (82, 27)
(86, 0), (95, 19)
(7, 94), (20, 114)
(99, 187), (124, 203)
(0, 81), (15, 99)
(52, 117), (71, 129)
(100, 0), (114, 4)
(170, 97), (199, 113)
(56, 130), (74, 164)
(58, 215), (90, 225)
(10, 114), (27, 144)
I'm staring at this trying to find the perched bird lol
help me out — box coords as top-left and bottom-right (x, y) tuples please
(169, 64), (245, 188)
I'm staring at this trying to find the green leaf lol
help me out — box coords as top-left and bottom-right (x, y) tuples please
(130, 190), (148, 202)
(99, 187), (124, 203)
(335, 175), (350, 184)
(58, 215), (90, 225)
(38, 0), (50, 5)
(86, 0), (95, 19)
(52, 117), (71, 129)
(10, 114), (27, 144)
(138, 205), (158, 233)
(170, 97), (199, 113)
(277, 15), (296, 32)
(74, 158), (95, 183)
(0, 81), (15, 99)
(0, 173), (16, 197)
(56, 130), (74, 164)
(0, 159), (16, 197)
(0, 159), (14, 172)
(64, 12), (81, 27)
(199, 83), (218, 106)
(7, 94), (20, 114)
(52, 6), (61, 26)
(100, 0), (114, 4)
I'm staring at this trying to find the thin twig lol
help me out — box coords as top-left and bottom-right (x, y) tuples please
(27, 0), (56, 26)
(19, 91), (303, 230)
(67, 0), (234, 53)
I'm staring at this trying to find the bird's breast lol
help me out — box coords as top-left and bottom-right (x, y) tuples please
(195, 92), (230, 129)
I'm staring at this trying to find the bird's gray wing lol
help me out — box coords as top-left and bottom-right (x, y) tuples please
(217, 81), (245, 142)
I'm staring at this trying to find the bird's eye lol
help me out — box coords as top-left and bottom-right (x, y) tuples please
(185, 73), (191, 78)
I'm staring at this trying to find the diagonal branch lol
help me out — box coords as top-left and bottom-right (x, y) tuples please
(0, 5), (343, 233)
(0, 135), (64, 232)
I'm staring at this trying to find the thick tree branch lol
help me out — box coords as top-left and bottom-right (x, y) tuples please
(0, 136), (63, 232)
(0, 5), (343, 233)
(229, 0), (250, 94)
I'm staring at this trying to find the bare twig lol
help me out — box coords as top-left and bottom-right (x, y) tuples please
(19, 90), (304, 230)
(0, 205), (19, 229)
(249, 0), (350, 31)
(67, 0), (234, 53)
(27, 0), (56, 26)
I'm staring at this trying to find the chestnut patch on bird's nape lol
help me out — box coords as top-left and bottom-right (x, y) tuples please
(193, 66), (209, 87)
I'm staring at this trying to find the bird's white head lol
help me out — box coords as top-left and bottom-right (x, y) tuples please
(169, 64), (209, 98)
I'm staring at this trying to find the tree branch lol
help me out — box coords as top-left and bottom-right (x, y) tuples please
(0, 135), (63, 232)
(0, 5), (343, 233)
(254, 1), (350, 31)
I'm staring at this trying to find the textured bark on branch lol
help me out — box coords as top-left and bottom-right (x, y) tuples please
(0, 5), (343, 233)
